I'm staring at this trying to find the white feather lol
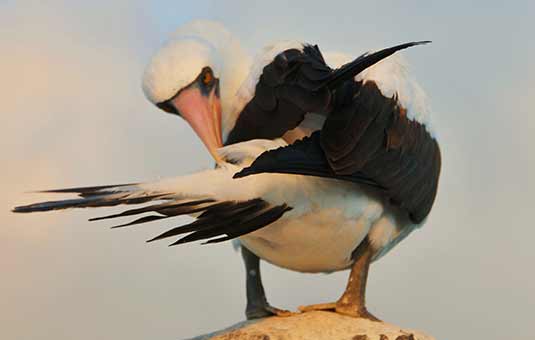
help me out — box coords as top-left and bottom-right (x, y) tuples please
(357, 53), (434, 137)
(217, 138), (287, 165)
(282, 113), (326, 143)
(325, 50), (435, 137)
(142, 38), (220, 104)
(141, 20), (251, 140)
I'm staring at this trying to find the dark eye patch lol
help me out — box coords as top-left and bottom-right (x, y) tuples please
(202, 69), (214, 85)
(156, 101), (179, 115)
(197, 66), (217, 95)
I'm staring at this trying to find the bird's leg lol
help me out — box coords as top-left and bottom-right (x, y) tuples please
(241, 246), (294, 319)
(334, 240), (379, 320)
(299, 239), (379, 321)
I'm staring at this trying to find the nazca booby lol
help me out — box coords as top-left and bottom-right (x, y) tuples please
(13, 20), (441, 320)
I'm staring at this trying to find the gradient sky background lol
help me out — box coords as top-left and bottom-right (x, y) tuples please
(2, 1), (534, 340)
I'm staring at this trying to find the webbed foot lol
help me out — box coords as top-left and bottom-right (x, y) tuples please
(246, 303), (296, 319)
(298, 302), (380, 321)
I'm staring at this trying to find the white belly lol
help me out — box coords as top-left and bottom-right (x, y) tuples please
(239, 183), (386, 273)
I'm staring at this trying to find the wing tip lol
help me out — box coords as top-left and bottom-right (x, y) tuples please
(168, 238), (187, 247)
(233, 166), (264, 179)
(413, 40), (432, 45)
(232, 170), (248, 179)
(11, 206), (25, 213)
(35, 183), (136, 194)
(11, 204), (48, 214)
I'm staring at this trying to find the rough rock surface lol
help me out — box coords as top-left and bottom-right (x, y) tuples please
(186, 311), (435, 340)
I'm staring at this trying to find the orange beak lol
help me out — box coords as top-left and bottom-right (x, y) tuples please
(170, 86), (223, 163)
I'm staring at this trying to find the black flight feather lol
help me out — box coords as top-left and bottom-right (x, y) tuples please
(315, 41), (431, 91)
(234, 132), (383, 190)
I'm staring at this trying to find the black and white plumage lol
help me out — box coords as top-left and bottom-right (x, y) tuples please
(228, 42), (440, 225)
(13, 20), (441, 318)
(14, 138), (383, 272)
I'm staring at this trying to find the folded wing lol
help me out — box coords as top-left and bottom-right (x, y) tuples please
(234, 44), (441, 224)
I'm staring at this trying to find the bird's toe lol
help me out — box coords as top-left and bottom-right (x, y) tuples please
(298, 302), (337, 313)
(246, 304), (295, 319)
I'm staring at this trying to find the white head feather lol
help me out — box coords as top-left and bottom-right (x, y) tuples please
(142, 37), (220, 104)
(142, 20), (251, 139)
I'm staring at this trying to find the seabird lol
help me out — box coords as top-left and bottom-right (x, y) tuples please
(13, 20), (441, 320)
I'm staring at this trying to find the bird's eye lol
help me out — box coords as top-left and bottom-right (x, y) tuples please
(202, 70), (214, 86)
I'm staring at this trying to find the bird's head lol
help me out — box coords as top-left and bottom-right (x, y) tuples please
(142, 20), (246, 163)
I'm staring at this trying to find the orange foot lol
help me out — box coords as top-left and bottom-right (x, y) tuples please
(298, 302), (380, 321)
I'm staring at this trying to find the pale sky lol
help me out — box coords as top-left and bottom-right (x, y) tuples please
(2, 1), (534, 340)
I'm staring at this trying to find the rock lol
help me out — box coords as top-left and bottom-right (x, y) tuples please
(186, 311), (435, 340)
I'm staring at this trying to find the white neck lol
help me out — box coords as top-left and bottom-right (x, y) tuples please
(217, 40), (252, 142)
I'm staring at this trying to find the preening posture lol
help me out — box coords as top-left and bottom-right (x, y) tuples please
(14, 21), (441, 320)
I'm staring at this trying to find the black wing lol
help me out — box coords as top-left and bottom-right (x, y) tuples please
(226, 41), (430, 145)
(234, 131), (383, 190)
(235, 80), (441, 224)
(226, 44), (332, 145)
